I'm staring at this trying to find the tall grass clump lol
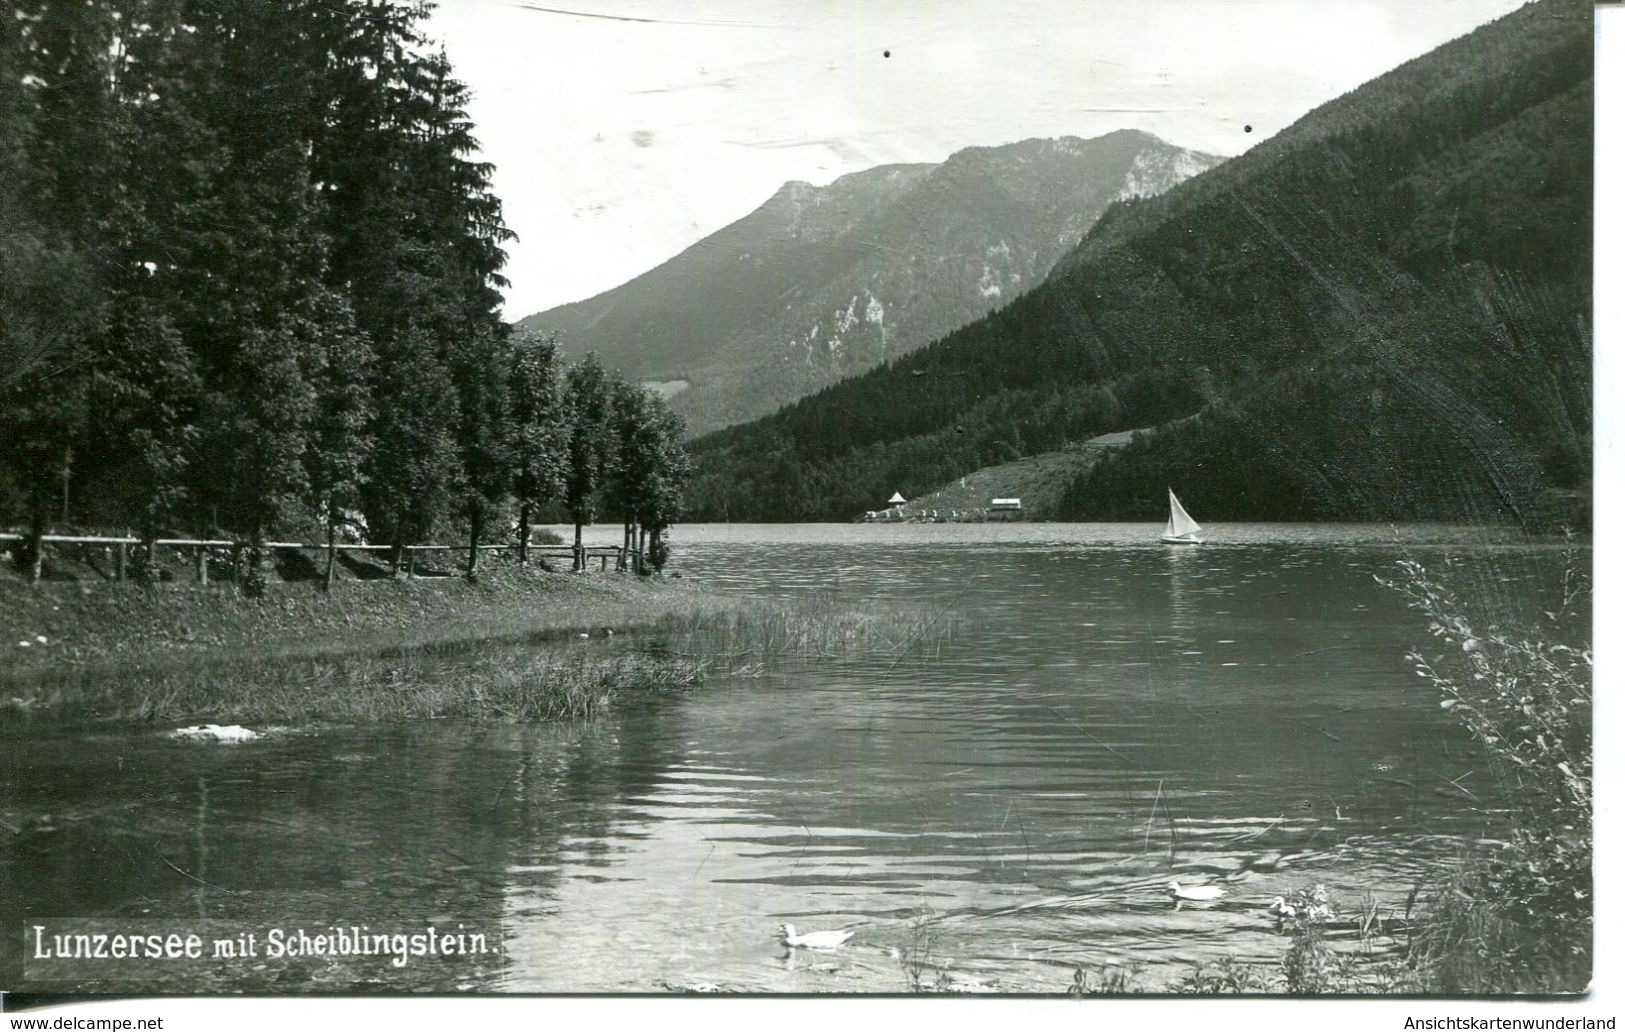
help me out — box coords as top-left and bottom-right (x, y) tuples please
(427, 650), (703, 722)
(1168, 886), (1416, 995)
(17, 646), (703, 725)
(1069, 963), (1144, 996)
(1383, 553), (1592, 993)
(1172, 958), (1271, 994)
(655, 593), (956, 671)
(894, 905), (945, 993)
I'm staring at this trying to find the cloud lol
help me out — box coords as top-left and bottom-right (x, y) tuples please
(514, 3), (790, 30)
(723, 136), (872, 165)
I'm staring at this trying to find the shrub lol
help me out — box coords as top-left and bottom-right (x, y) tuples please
(1382, 553), (1592, 992)
(1172, 957), (1270, 994)
(1272, 885), (1345, 993)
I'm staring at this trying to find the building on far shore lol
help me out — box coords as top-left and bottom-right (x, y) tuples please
(989, 497), (1022, 520)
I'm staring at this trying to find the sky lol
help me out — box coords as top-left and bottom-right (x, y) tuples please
(425, 0), (1528, 319)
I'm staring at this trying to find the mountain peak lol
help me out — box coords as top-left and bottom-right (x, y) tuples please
(522, 128), (1223, 434)
(772, 179), (815, 199)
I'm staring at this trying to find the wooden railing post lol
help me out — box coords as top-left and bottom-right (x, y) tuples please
(0, 534), (649, 591)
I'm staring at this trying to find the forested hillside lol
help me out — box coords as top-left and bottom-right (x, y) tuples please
(684, 0), (1591, 529)
(0, 0), (688, 586)
(520, 131), (1220, 435)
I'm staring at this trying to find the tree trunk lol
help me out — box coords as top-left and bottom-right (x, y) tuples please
(242, 531), (268, 598)
(60, 446), (72, 525)
(648, 526), (665, 573)
(390, 525), (405, 578)
(26, 497), (46, 586)
(636, 525), (647, 575)
(137, 522), (159, 586)
(518, 502), (532, 564)
(573, 520), (584, 572)
(323, 522), (338, 592)
(466, 504), (481, 582)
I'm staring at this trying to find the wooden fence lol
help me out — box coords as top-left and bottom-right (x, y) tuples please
(0, 532), (635, 585)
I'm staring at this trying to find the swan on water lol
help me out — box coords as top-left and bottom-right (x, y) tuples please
(779, 924), (853, 949)
(1167, 880), (1227, 902)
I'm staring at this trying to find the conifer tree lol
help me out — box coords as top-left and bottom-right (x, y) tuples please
(305, 299), (375, 590)
(563, 355), (612, 569)
(507, 331), (568, 564)
(451, 324), (512, 581)
(363, 325), (462, 575)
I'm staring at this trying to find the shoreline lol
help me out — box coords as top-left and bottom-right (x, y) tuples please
(0, 556), (949, 728)
(0, 559), (720, 726)
(1, 557), (706, 680)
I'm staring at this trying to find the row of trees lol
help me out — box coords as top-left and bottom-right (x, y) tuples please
(0, 0), (688, 589)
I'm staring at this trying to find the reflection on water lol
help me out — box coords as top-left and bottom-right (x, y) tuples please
(0, 524), (1576, 992)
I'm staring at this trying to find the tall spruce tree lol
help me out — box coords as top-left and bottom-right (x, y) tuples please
(364, 324), (462, 575)
(305, 297), (375, 590)
(507, 331), (568, 564)
(0, 0), (115, 578)
(602, 377), (647, 567)
(314, 14), (514, 569)
(563, 355), (612, 569)
(452, 323), (512, 581)
(4, 0), (524, 588)
(639, 401), (691, 572)
(116, 1), (372, 591)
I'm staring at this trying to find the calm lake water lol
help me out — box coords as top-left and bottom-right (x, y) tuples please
(0, 523), (1581, 993)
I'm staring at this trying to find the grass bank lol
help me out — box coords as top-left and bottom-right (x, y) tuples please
(2, 553), (697, 678)
(1, 557), (954, 727)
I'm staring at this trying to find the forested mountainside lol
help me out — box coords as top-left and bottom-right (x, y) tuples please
(519, 131), (1221, 434)
(684, 0), (1591, 529)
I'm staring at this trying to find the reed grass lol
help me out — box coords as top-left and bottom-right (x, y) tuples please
(2, 585), (953, 727)
(654, 593), (955, 670)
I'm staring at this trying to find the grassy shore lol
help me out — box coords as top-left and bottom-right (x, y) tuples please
(1, 556), (952, 726)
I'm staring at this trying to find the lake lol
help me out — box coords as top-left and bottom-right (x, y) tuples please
(0, 522), (1579, 993)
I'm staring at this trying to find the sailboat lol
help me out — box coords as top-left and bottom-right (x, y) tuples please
(1162, 488), (1203, 544)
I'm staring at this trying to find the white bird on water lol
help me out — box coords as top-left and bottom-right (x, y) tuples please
(1167, 880), (1227, 902)
(779, 924), (854, 949)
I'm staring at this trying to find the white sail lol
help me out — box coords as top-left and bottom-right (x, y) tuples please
(1165, 489), (1202, 539)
